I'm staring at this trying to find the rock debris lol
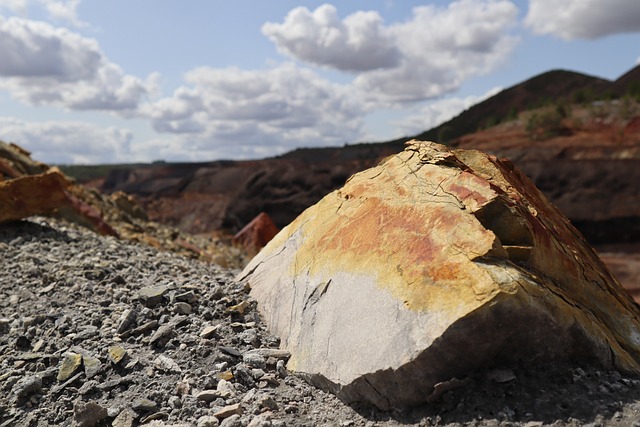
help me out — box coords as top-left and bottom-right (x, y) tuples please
(2, 217), (640, 426)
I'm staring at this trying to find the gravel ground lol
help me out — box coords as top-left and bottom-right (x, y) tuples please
(2, 218), (640, 427)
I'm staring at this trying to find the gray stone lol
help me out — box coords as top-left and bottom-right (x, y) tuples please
(149, 323), (174, 347)
(257, 394), (278, 411)
(131, 398), (157, 412)
(116, 308), (138, 334)
(219, 414), (242, 427)
(216, 379), (237, 397)
(12, 375), (42, 397)
(197, 415), (220, 427)
(111, 408), (136, 427)
(154, 355), (181, 373)
(196, 389), (225, 403)
(213, 403), (243, 419)
(138, 284), (171, 307)
(73, 401), (108, 427)
(176, 290), (197, 303)
(82, 354), (102, 379)
(174, 302), (192, 315)
(243, 353), (266, 369)
(247, 415), (273, 427)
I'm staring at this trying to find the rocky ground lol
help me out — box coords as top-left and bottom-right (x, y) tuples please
(2, 218), (640, 427)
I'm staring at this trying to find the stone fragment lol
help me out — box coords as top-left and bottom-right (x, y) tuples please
(111, 408), (136, 427)
(239, 140), (640, 410)
(197, 415), (220, 427)
(82, 354), (102, 379)
(216, 371), (234, 381)
(73, 401), (108, 427)
(131, 398), (157, 412)
(244, 349), (290, 360)
(196, 389), (226, 402)
(243, 353), (266, 369)
(200, 324), (220, 339)
(213, 403), (243, 420)
(57, 352), (83, 381)
(218, 346), (241, 358)
(216, 379), (237, 396)
(140, 411), (169, 423)
(247, 415), (273, 427)
(487, 368), (517, 383)
(226, 301), (249, 315)
(176, 290), (197, 303)
(174, 302), (192, 315)
(153, 355), (181, 373)
(0, 318), (11, 335)
(116, 309), (138, 334)
(257, 395), (278, 411)
(149, 323), (174, 347)
(138, 284), (171, 307)
(219, 414), (242, 427)
(120, 320), (158, 338)
(426, 378), (471, 403)
(12, 375), (42, 398)
(108, 345), (127, 364)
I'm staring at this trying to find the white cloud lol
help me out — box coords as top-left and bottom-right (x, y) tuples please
(0, 16), (156, 111)
(262, 4), (400, 72)
(0, 116), (133, 164)
(140, 63), (367, 157)
(264, 1), (519, 103)
(525, 0), (640, 40)
(0, 0), (87, 26)
(0, 0), (27, 14)
(41, 0), (87, 28)
(392, 87), (502, 137)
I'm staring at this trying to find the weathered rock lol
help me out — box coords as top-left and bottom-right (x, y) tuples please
(12, 375), (42, 398)
(0, 169), (72, 223)
(57, 352), (83, 381)
(233, 212), (280, 255)
(108, 345), (127, 364)
(73, 401), (108, 427)
(111, 408), (136, 427)
(239, 140), (640, 410)
(213, 403), (243, 420)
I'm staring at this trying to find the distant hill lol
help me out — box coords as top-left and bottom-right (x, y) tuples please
(63, 64), (640, 246)
(279, 64), (640, 161)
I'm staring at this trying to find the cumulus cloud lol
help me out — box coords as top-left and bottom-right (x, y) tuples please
(140, 63), (367, 156)
(264, 1), (519, 103)
(525, 0), (640, 40)
(262, 4), (400, 72)
(0, 117), (133, 163)
(0, 16), (156, 111)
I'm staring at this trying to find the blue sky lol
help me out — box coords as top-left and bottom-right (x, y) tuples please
(0, 0), (639, 164)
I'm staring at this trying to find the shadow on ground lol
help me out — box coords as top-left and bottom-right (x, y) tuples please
(352, 363), (640, 426)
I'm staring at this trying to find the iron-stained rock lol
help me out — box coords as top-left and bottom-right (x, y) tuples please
(239, 140), (640, 410)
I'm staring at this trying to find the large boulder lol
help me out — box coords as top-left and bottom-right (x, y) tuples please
(238, 140), (640, 410)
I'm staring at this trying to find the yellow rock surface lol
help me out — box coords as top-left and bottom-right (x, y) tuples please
(239, 141), (640, 409)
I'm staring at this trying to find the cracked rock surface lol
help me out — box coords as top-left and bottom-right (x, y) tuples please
(3, 217), (640, 426)
(240, 140), (640, 410)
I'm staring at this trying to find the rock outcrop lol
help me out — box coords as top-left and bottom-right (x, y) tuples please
(0, 140), (246, 267)
(239, 140), (640, 410)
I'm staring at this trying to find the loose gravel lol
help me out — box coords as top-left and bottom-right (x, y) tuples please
(2, 217), (640, 426)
